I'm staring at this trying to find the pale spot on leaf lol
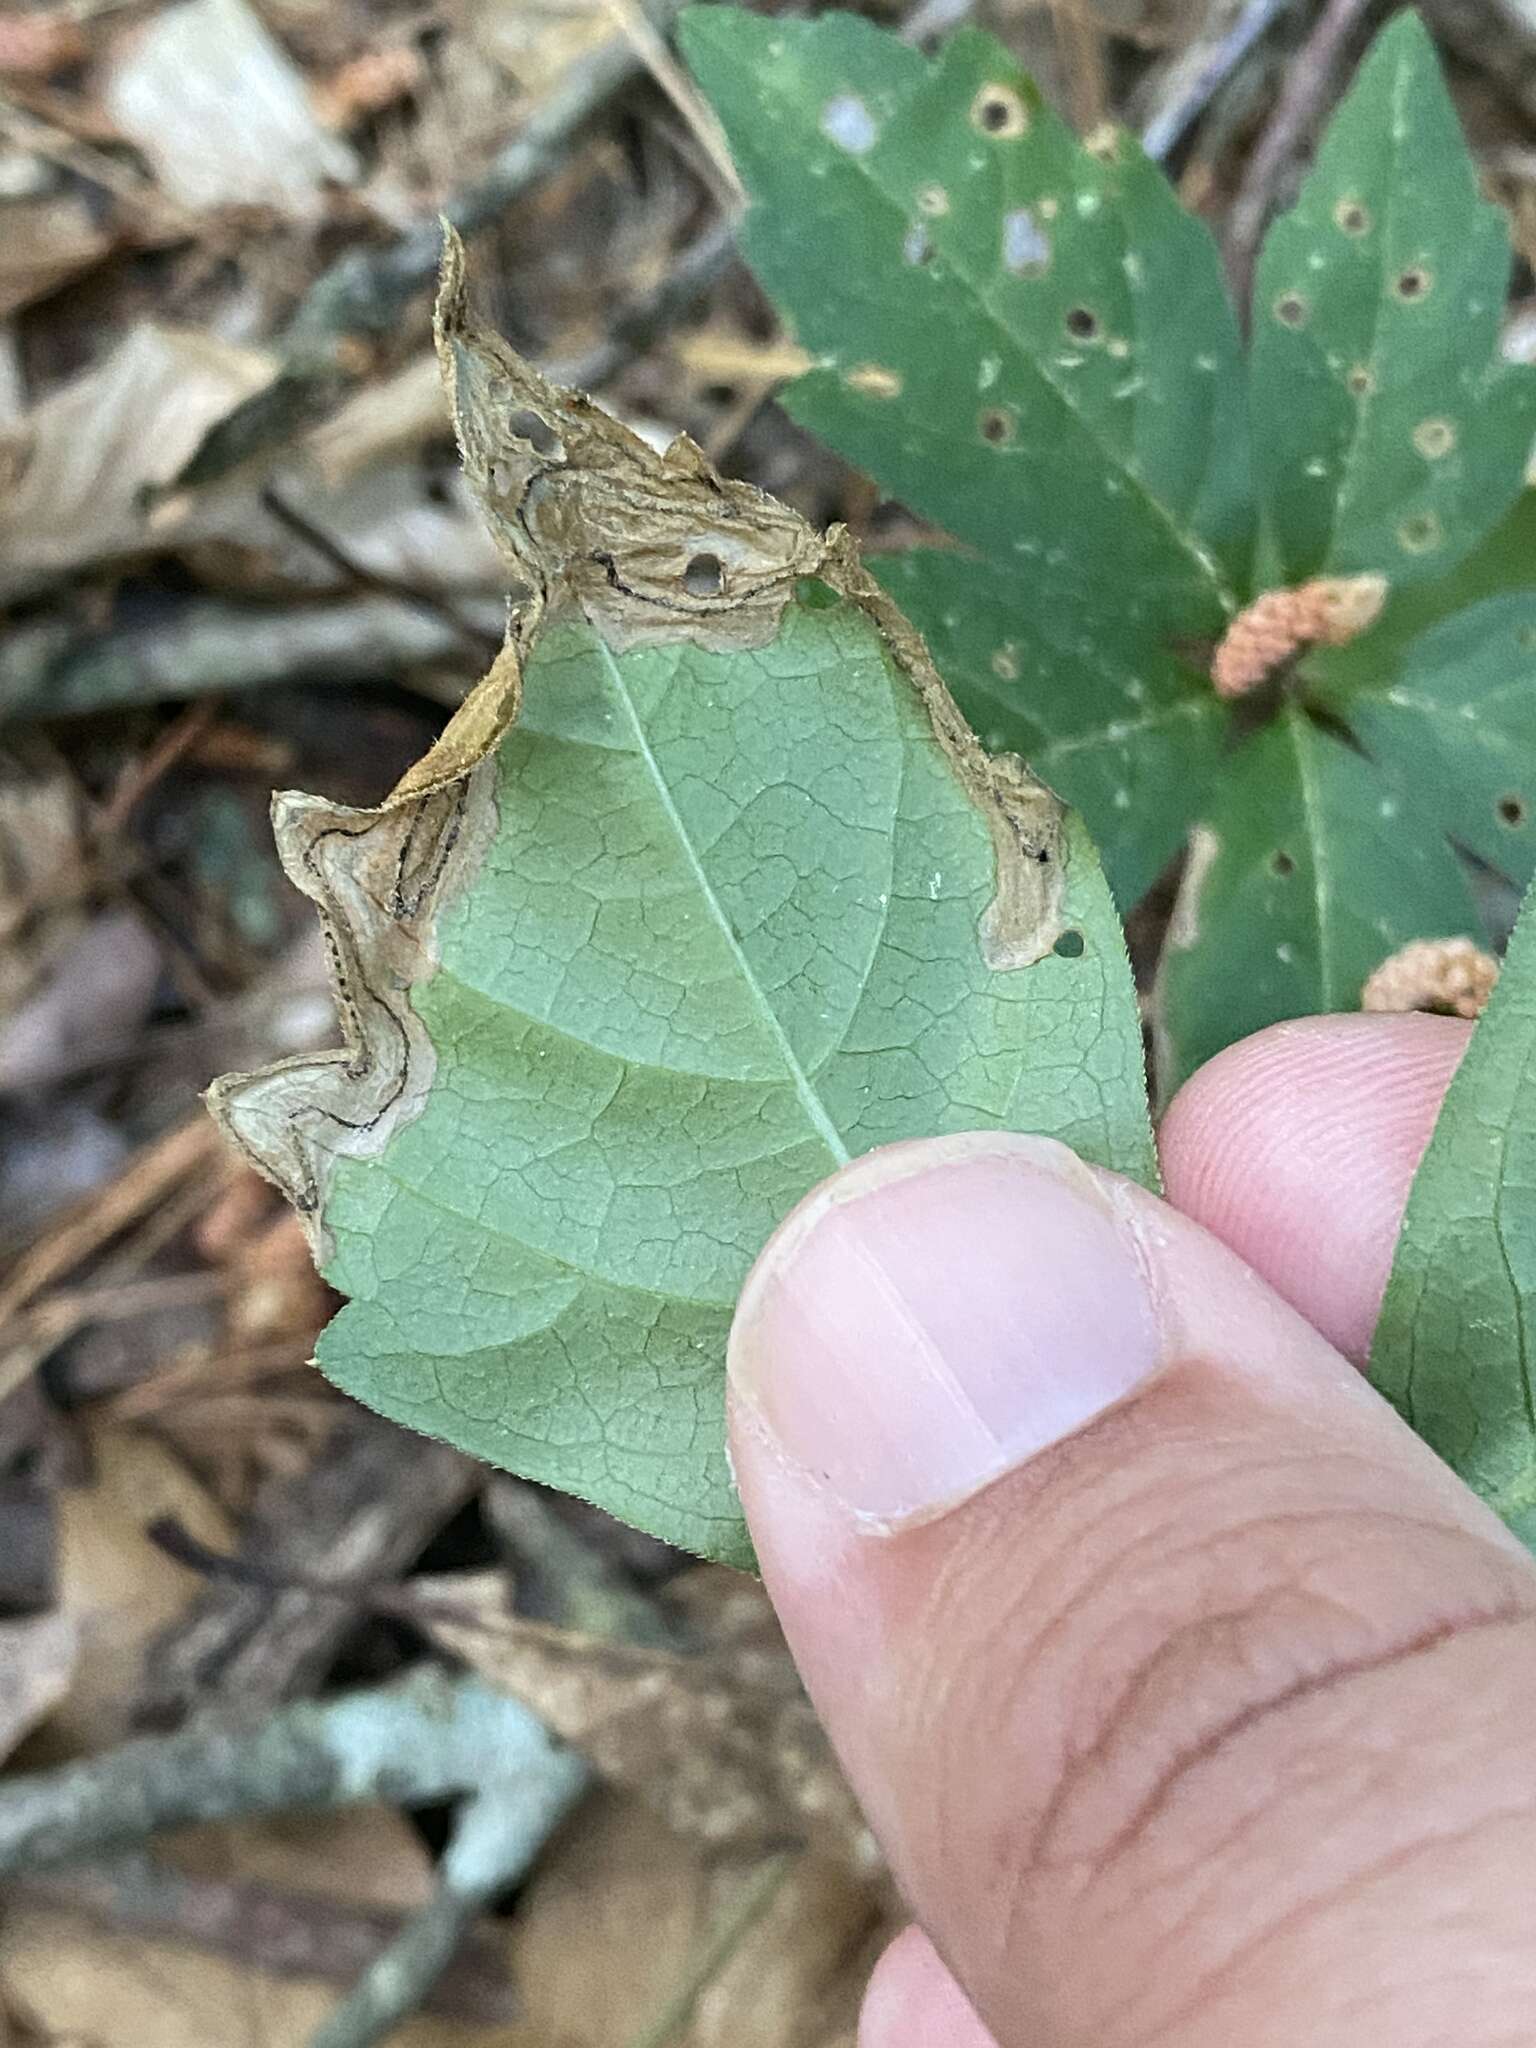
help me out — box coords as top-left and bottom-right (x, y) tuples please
(1002, 207), (1050, 275)
(819, 94), (878, 154)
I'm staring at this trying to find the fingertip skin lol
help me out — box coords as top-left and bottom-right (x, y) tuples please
(1158, 1013), (1470, 1361)
(730, 1107), (1536, 2048)
(860, 1928), (998, 2048)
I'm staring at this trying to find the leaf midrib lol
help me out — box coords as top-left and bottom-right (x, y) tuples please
(763, 73), (1237, 613)
(596, 637), (852, 1169)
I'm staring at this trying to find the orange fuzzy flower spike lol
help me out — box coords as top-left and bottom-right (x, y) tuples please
(1211, 573), (1387, 698)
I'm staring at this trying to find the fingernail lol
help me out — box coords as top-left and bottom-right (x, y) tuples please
(728, 1134), (1161, 1527)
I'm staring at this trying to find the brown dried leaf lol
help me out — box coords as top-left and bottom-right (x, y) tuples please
(509, 1793), (887, 2048)
(418, 1571), (881, 1878)
(0, 1613), (78, 1767)
(0, 194), (113, 319)
(102, 0), (357, 217)
(0, 325), (274, 604)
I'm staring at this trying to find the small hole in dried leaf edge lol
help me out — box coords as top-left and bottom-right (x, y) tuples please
(684, 552), (724, 597)
(1498, 793), (1529, 828)
(508, 407), (561, 455)
(1052, 928), (1085, 958)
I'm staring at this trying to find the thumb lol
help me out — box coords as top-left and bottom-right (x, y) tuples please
(728, 1135), (1536, 2048)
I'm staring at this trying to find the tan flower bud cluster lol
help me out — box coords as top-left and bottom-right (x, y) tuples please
(1361, 936), (1500, 1020)
(1211, 573), (1387, 699)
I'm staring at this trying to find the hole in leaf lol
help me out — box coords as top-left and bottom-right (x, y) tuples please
(508, 407), (560, 455)
(1498, 793), (1529, 828)
(916, 183), (950, 217)
(1270, 850), (1296, 877)
(978, 406), (1016, 445)
(1333, 197), (1371, 235)
(990, 645), (1019, 680)
(1052, 928), (1085, 958)
(903, 223), (933, 265)
(1065, 305), (1100, 340)
(683, 552), (723, 596)
(1394, 265), (1431, 301)
(1273, 292), (1309, 328)
(969, 83), (1028, 138)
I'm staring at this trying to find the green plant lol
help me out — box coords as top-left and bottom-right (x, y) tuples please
(211, 232), (1152, 1566)
(212, 21), (1536, 1573)
(682, 6), (1536, 1085)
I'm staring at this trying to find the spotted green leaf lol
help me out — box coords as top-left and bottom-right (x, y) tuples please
(1154, 704), (1482, 1087)
(1249, 10), (1536, 589)
(876, 547), (1225, 906)
(1371, 881), (1536, 1549)
(209, 247), (1153, 1566)
(680, 6), (1249, 807)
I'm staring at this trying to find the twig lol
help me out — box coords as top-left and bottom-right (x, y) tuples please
(0, 1666), (585, 1878)
(93, 699), (221, 838)
(484, 1477), (682, 1649)
(1138, 0), (1293, 164)
(309, 1771), (573, 2048)
(135, 1409), (478, 1724)
(257, 485), (499, 662)
(1425, 0), (1536, 125)
(17, 1852), (519, 2023)
(0, 1118), (220, 1328)
(0, 594), (506, 722)
(172, 0), (690, 493)
(622, 1853), (797, 2048)
(544, 217), (739, 392)
(899, 0), (976, 45)
(1223, 0), (1379, 306)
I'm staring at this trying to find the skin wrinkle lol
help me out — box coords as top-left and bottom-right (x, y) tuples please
(999, 1608), (1536, 2048)
(1033, 1592), (1532, 1878)
(1142, 1781), (1536, 2048)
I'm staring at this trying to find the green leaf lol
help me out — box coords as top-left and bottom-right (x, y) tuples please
(1249, 10), (1536, 589)
(209, 235), (1152, 1566)
(874, 546), (1225, 906)
(1328, 593), (1536, 884)
(679, 3), (1250, 677)
(1155, 705), (1482, 1089)
(687, 0), (1267, 981)
(1371, 880), (1536, 1549)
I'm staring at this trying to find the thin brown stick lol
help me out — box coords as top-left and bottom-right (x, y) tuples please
(0, 1118), (221, 1327)
(1223, 0), (1379, 308)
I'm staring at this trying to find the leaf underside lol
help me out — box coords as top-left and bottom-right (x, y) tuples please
(1371, 880), (1536, 1550)
(209, 233), (1152, 1565)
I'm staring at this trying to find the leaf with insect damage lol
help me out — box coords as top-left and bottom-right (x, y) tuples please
(208, 230), (1151, 1565)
